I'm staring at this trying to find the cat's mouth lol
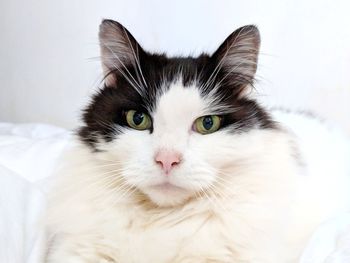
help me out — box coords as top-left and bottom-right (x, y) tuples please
(151, 182), (186, 192)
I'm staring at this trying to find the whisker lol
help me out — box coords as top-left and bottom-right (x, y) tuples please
(101, 41), (144, 95)
(122, 27), (149, 90)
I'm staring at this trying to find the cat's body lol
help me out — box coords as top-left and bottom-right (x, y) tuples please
(45, 20), (350, 262)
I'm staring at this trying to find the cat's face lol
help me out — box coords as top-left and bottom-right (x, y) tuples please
(79, 20), (275, 206)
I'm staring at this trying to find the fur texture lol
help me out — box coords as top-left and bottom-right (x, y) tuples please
(45, 20), (350, 262)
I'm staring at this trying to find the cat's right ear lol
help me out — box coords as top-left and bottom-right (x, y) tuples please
(99, 19), (144, 86)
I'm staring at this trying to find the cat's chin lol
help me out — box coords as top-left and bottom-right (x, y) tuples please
(142, 183), (193, 207)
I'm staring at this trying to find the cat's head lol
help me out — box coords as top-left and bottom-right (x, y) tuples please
(79, 19), (275, 207)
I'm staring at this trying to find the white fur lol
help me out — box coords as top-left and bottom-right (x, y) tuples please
(45, 83), (350, 263)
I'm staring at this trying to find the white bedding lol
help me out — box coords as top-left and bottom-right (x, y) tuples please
(0, 122), (349, 263)
(0, 123), (71, 263)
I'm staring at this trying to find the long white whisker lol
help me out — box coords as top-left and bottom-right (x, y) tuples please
(122, 27), (149, 89)
(101, 42), (144, 95)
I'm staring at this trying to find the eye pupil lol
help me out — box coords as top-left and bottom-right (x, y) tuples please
(126, 110), (151, 130)
(133, 112), (144, 125)
(202, 116), (213, 130)
(194, 115), (220, 134)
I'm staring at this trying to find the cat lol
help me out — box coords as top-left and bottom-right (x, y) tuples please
(45, 19), (350, 262)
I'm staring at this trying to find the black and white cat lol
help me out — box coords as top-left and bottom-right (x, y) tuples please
(45, 20), (350, 262)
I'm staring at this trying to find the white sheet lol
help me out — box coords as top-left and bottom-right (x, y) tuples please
(0, 123), (71, 263)
(301, 213), (350, 263)
(0, 123), (71, 183)
(0, 122), (349, 262)
(0, 165), (46, 263)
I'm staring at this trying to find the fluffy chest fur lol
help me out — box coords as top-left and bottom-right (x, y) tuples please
(46, 129), (302, 263)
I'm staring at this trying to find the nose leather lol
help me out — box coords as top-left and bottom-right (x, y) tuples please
(155, 150), (182, 175)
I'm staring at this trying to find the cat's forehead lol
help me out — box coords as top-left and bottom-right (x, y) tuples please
(142, 55), (208, 93)
(136, 55), (209, 111)
(152, 79), (206, 130)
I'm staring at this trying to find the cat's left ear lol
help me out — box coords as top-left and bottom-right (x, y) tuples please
(99, 19), (145, 86)
(211, 25), (260, 93)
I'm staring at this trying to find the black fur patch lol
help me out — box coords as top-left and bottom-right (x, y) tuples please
(78, 20), (276, 149)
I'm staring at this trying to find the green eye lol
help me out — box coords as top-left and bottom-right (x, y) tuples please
(125, 110), (152, 130)
(193, 115), (221, 134)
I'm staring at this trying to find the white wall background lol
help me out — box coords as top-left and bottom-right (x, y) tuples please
(0, 0), (349, 132)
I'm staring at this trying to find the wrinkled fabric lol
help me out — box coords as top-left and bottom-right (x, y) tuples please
(0, 123), (70, 263)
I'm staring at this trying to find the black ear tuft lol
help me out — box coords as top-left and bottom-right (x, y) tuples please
(212, 25), (260, 89)
(99, 19), (144, 86)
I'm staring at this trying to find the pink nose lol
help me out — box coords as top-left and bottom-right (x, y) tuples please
(155, 150), (182, 175)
